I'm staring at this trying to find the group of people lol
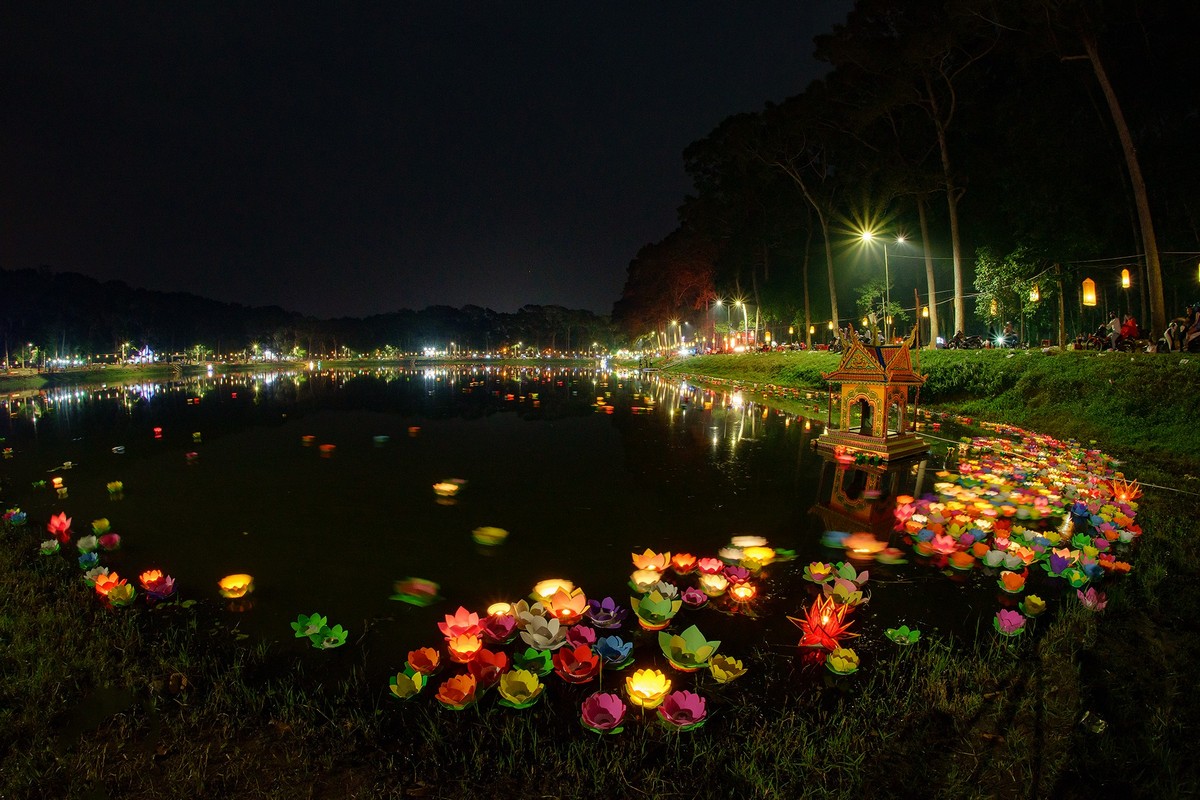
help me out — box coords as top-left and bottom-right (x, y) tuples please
(1160, 306), (1200, 352)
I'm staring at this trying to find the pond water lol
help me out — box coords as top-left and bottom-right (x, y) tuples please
(3, 366), (1017, 679)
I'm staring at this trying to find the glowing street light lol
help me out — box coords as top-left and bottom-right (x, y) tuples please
(860, 231), (906, 341)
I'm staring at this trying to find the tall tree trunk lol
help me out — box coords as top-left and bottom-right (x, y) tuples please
(803, 222), (813, 350)
(821, 216), (839, 332)
(916, 195), (940, 347)
(1081, 32), (1166, 335)
(926, 79), (966, 335)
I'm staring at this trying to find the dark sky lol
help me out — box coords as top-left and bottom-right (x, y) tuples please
(2, 2), (853, 318)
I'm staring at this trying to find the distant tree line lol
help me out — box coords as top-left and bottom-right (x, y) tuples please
(0, 267), (616, 362)
(614, 0), (1200, 346)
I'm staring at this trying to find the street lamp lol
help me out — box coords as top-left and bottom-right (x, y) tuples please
(860, 231), (905, 341)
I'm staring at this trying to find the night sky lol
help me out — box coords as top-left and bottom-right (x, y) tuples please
(3, 2), (853, 318)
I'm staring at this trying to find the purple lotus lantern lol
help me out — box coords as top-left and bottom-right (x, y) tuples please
(586, 597), (627, 629)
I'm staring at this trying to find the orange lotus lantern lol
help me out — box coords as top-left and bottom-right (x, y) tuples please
(544, 587), (588, 625)
(407, 647), (441, 675)
(94, 571), (126, 597)
(671, 553), (697, 574)
(949, 551), (975, 570)
(446, 634), (483, 663)
(788, 595), (858, 650)
(631, 548), (670, 571)
(843, 533), (885, 557)
(218, 574), (254, 598)
(625, 668), (671, 709)
(1108, 477), (1142, 504)
(729, 582), (757, 603)
(999, 570), (1026, 593)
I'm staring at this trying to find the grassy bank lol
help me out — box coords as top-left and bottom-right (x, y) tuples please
(4, 351), (1199, 798)
(664, 350), (1200, 476)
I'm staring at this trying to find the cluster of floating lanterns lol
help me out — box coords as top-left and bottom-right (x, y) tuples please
(387, 540), (779, 732)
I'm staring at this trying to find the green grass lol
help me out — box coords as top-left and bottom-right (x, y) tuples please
(4, 351), (1199, 797)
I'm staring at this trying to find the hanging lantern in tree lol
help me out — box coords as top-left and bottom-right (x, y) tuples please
(1082, 278), (1097, 306)
(1121, 269), (1131, 289)
(1029, 284), (1040, 303)
(989, 298), (999, 317)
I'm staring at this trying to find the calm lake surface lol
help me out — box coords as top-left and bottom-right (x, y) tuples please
(3, 365), (1005, 676)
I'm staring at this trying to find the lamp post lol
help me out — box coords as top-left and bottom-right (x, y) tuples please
(860, 232), (906, 342)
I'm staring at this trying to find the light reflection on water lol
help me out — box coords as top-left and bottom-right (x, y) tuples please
(2, 366), (995, 677)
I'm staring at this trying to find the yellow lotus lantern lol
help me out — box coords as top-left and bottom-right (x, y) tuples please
(741, 545), (775, 565)
(631, 548), (670, 571)
(486, 602), (513, 616)
(625, 668), (671, 709)
(698, 573), (729, 597)
(531, 578), (574, 602)
(629, 569), (661, 592)
(729, 582), (757, 603)
(218, 574), (254, 599)
(709, 655), (748, 684)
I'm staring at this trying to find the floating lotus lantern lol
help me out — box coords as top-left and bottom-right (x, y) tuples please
(46, 512), (71, 543)
(843, 533), (885, 558)
(708, 655), (747, 683)
(310, 624), (349, 650)
(993, 609), (1026, 637)
(680, 586), (708, 609)
(625, 669), (671, 709)
(658, 625), (720, 672)
(949, 551), (975, 570)
(218, 574), (254, 599)
(729, 582), (757, 603)
(446, 634), (483, 662)
(512, 647), (554, 676)
(497, 669), (544, 709)
(107, 583), (136, 607)
(565, 625), (596, 648)
(823, 577), (867, 606)
(92, 518), (111, 535)
(1077, 587), (1108, 612)
(998, 570), (1026, 593)
(471, 526), (509, 546)
(390, 577), (441, 607)
(877, 547), (906, 565)
(407, 426), (421, 437)
(650, 581), (678, 599)
(657, 690), (707, 731)
(788, 596), (858, 650)
(94, 571), (126, 597)
(670, 553), (697, 574)
(552, 644), (601, 683)
(697, 573), (728, 598)
(76, 535), (98, 553)
(467, 648), (509, 688)
(406, 647), (442, 675)
(438, 606), (484, 639)
(301, 435), (315, 446)
(885, 625), (921, 646)
(432, 478), (465, 497)
(631, 589), (683, 630)
(291, 613), (329, 639)
(486, 602), (512, 616)
(696, 557), (724, 575)
(481, 613), (518, 644)
(388, 668), (425, 700)
(78, 552), (99, 570)
(39, 539), (60, 556)
(580, 692), (627, 734)
(140, 570), (176, 600)
(723, 566), (750, 584)
(513, 601), (547, 630)
(98, 533), (122, 552)
(730, 535), (767, 549)
(802, 562), (835, 583)
(545, 587), (588, 625)
(982, 549), (1006, 568)
(826, 647), (860, 676)
(1107, 477), (1142, 504)
(435, 674), (478, 711)
(1020, 595), (1047, 617)
(106, 481), (124, 496)
(3, 508), (26, 526)
(718, 546), (743, 563)
(628, 569), (660, 593)
(586, 597), (627, 629)
(318, 444), (336, 458)
(632, 548), (670, 571)
(83, 567), (109, 587)
(519, 616), (567, 650)
(531, 578), (574, 603)
(594, 635), (634, 669)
